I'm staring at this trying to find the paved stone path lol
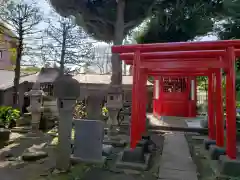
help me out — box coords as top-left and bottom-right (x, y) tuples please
(147, 114), (187, 128)
(158, 132), (198, 180)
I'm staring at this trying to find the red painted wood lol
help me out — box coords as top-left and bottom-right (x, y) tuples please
(120, 50), (225, 60)
(130, 50), (142, 149)
(208, 72), (215, 140)
(141, 60), (226, 69)
(154, 77), (195, 117)
(148, 69), (211, 75)
(225, 47), (237, 159)
(112, 40), (240, 53)
(113, 40), (240, 160)
(139, 71), (148, 134)
(215, 69), (224, 147)
(124, 58), (218, 65)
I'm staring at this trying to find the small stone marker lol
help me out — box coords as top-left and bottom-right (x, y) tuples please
(72, 119), (106, 164)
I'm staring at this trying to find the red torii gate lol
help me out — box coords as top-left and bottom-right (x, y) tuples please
(124, 56), (224, 147)
(112, 40), (240, 160)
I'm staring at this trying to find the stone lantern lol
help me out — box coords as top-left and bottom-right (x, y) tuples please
(53, 74), (80, 171)
(25, 82), (45, 132)
(106, 85), (123, 135)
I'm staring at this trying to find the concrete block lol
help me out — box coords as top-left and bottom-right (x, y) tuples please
(218, 155), (240, 177)
(70, 155), (106, 166)
(116, 148), (151, 171)
(209, 145), (226, 160)
(204, 139), (216, 150)
(122, 147), (145, 163)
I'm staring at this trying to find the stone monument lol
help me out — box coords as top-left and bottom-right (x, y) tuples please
(53, 74), (80, 171)
(24, 82), (45, 133)
(71, 119), (106, 164)
(86, 93), (104, 120)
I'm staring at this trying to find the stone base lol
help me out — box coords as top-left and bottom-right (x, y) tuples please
(209, 145), (226, 160)
(218, 155), (240, 177)
(204, 139), (216, 150)
(70, 155), (106, 166)
(21, 131), (45, 139)
(122, 147), (145, 163)
(115, 147), (151, 171)
(103, 139), (126, 147)
(11, 126), (31, 133)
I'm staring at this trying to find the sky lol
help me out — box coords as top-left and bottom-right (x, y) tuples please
(33, 0), (108, 45)
(22, 0), (218, 72)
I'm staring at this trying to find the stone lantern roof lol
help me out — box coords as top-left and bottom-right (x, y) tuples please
(53, 74), (80, 99)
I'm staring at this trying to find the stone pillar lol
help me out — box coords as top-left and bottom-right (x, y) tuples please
(86, 94), (103, 120)
(53, 74), (80, 171)
(24, 83), (45, 133)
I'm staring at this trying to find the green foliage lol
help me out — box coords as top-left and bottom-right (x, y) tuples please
(0, 106), (20, 128)
(102, 106), (108, 117)
(148, 76), (154, 84)
(197, 76), (208, 91)
(135, 0), (224, 43)
(236, 101), (240, 108)
(49, 0), (156, 42)
(216, 0), (240, 42)
(217, 0), (240, 97)
(73, 101), (87, 119)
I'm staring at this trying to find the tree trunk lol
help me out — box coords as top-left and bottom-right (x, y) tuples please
(111, 0), (125, 85)
(13, 27), (23, 108)
(60, 25), (67, 76)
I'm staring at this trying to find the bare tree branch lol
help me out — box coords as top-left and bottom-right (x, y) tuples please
(0, 0), (43, 106)
(39, 12), (94, 74)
